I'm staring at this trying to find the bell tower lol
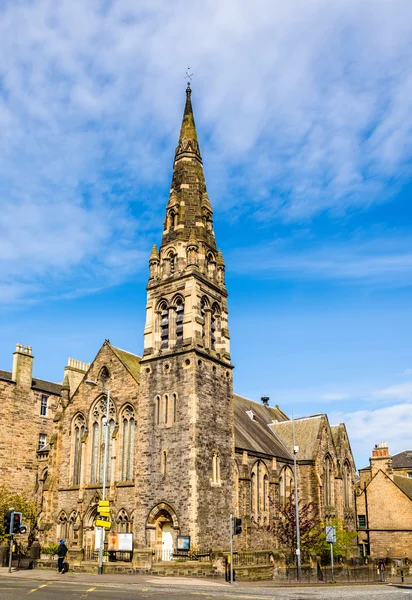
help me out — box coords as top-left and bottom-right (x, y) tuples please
(136, 84), (235, 549)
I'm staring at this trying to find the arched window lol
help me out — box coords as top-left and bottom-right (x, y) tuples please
(279, 466), (294, 506)
(57, 511), (68, 540)
(159, 301), (169, 349)
(117, 509), (131, 533)
(173, 393), (177, 423)
(168, 251), (175, 274)
(164, 394), (169, 425)
(323, 455), (333, 506)
(98, 366), (110, 387)
(212, 452), (221, 484)
(89, 395), (116, 484)
(343, 460), (351, 508)
(72, 413), (85, 485)
(211, 303), (221, 352)
(251, 460), (269, 517)
(161, 450), (167, 477)
(175, 298), (184, 346)
(121, 405), (135, 481)
(155, 396), (161, 425)
(200, 296), (210, 348)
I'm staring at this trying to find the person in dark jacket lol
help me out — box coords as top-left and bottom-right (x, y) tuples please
(57, 540), (68, 573)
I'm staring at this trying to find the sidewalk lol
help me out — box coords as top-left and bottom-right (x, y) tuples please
(0, 567), (411, 589)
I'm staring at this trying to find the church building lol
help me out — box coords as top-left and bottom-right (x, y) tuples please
(0, 85), (357, 564)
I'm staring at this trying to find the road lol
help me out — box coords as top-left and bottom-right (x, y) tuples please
(0, 578), (411, 600)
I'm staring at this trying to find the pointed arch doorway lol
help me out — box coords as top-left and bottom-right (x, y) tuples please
(146, 502), (179, 561)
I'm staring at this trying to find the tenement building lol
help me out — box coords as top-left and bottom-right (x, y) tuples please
(1, 86), (357, 562)
(357, 442), (412, 559)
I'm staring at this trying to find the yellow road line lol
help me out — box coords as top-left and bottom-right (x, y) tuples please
(86, 587), (96, 592)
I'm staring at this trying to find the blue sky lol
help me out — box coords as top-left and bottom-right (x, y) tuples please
(0, 0), (411, 469)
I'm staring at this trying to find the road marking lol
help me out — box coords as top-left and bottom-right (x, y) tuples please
(86, 588), (96, 592)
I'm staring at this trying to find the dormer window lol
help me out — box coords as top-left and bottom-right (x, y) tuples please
(246, 410), (257, 421)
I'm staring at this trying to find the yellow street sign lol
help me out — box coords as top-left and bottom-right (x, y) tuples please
(98, 510), (110, 518)
(95, 519), (111, 529)
(98, 500), (110, 508)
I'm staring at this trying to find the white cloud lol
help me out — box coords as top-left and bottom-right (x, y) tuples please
(374, 383), (412, 401)
(403, 369), (412, 376)
(0, 0), (412, 302)
(330, 403), (412, 469)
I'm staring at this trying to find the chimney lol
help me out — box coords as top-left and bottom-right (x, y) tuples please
(370, 441), (393, 479)
(261, 395), (270, 407)
(12, 344), (33, 387)
(64, 357), (90, 394)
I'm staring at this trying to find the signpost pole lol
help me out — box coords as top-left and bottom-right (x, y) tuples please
(330, 541), (334, 582)
(229, 514), (233, 584)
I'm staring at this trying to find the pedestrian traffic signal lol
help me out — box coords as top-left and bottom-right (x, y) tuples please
(234, 518), (242, 536)
(3, 511), (12, 535)
(12, 512), (22, 534)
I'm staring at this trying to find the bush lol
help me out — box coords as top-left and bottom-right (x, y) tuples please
(42, 544), (59, 555)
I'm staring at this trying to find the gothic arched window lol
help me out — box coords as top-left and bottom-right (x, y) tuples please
(175, 298), (184, 346)
(279, 466), (294, 506)
(117, 509), (132, 533)
(159, 301), (169, 349)
(168, 251), (176, 274)
(251, 460), (269, 518)
(72, 413), (85, 485)
(323, 455), (333, 506)
(57, 511), (68, 540)
(212, 452), (221, 484)
(211, 303), (221, 351)
(173, 393), (177, 423)
(121, 405), (135, 481)
(89, 395), (116, 484)
(343, 460), (351, 508)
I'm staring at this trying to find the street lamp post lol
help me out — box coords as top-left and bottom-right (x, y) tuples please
(86, 379), (111, 576)
(292, 411), (302, 582)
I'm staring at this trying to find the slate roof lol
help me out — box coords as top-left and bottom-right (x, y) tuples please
(0, 369), (61, 395)
(109, 345), (141, 383)
(233, 394), (292, 460)
(392, 450), (412, 470)
(269, 415), (324, 461)
(393, 475), (412, 501)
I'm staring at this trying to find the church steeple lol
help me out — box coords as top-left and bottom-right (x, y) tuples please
(143, 84), (230, 365)
(162, 85), (216, 250)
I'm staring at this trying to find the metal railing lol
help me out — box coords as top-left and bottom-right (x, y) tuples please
(152, 548), (212, 563)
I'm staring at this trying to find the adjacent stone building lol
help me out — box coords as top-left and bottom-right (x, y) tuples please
(357, 442), (412, 559)
(1, 85), (357, 562)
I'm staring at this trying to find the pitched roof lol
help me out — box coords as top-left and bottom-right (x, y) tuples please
(269, 415), (324, 461)
(392, 450), (412, 469)
(233, 394), (292, 460)
(109, 345), (141, 383)
(0, 369), (61, 395)
(0, 369), (12, 382)
(393, 475), (412, 501)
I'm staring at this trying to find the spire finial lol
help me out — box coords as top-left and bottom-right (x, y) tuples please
(185, 66), (193, 91)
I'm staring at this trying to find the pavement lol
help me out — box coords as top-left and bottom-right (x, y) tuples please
(0, 566), (411, 597)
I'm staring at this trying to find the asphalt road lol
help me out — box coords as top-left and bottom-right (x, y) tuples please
(0, 579), (411, 600)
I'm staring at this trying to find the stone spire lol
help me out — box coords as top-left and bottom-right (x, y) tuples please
(162, 85), (216, 250)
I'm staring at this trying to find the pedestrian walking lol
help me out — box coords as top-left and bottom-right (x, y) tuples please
(57, 540), (68, 574)
(379, 559), (386, 582)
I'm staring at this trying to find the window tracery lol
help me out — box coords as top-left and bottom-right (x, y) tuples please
(121, 405), (135, 481)
(323, 455), (333, 506)
(72, 413), (85, 485)
(251, 460), (269, 517)
(90, 396), (116, 484)
(279, 466), (294, 506)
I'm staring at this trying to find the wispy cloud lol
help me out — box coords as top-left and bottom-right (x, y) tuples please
(0, 1), (412, 303)
(228, 232), (412, 285)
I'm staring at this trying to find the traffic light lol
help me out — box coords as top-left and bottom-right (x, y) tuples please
(12, 512), (22, 534)
(3, 511), (12, 535)
(234, 518), (242, 536)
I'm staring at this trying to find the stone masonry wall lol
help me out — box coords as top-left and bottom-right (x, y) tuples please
(0, 379), (58, 495)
